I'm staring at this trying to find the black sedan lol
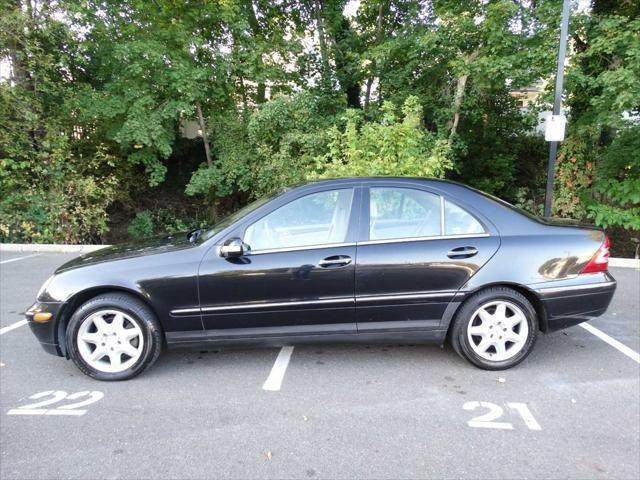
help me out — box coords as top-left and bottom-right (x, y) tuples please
(26, 177), (616, 380)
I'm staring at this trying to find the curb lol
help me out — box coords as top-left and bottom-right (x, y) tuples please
(1, 243), (639, 268)
(0, 243), (110, 254)
(609, 257), (640, 269)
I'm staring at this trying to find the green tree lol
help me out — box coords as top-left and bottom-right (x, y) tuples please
(318, 96), (452, 178)
(0, 0), (119, 243)
(557, 4), (640, 230)
(1, 0), (636, 251)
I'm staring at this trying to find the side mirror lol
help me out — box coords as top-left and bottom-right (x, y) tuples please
(220, 237), (245, 258)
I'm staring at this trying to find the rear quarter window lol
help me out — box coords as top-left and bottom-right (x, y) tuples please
(444, 200), (485, 235)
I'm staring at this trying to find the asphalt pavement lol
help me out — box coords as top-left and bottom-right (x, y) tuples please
(1, 252), (638, 479)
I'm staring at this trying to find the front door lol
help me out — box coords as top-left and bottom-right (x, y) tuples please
(355, 185), (500, 332)
(198, 187), (360, 337)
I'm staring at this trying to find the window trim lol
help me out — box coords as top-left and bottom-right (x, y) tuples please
(363, 185), (489, 244)
(358, 232), (490, 247)
(440, 195), (445, 236)
(245, 242), (357, 256)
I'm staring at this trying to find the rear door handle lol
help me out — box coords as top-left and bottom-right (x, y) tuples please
(447, 246), (479, 258)
(319, 255), (352, 267)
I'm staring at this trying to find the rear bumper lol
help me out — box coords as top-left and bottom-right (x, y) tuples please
(25, 302), (65, 357)
(533, 274), (617, 331)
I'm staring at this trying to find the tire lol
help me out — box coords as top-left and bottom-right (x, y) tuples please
(66, 293), (163, 381)
(450, 287), (538, 370)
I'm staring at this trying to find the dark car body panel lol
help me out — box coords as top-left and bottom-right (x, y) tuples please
(40, 245), (204, 332)
(54, 233), (196, 273)
(198, 244), (358, 331)
(532, 273), (616, 330)
(354, 235), (500, 330)
(27, 177), (616, 357)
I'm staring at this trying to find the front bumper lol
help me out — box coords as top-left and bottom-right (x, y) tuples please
(25, 302), (65, 357)
(533, 273), (617, 331)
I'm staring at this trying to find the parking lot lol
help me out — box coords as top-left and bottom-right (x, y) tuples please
(1, 252), (638, 480)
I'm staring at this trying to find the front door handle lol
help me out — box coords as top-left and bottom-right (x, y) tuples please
(447, 246), (479, 258)
(318, 255), (352, 267)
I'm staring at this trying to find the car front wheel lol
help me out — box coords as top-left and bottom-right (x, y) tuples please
(66, 293), (162, 381)
(450, 287), (538, 370)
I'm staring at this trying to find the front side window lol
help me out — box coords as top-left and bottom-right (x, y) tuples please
(444, 200), (485, 235)
(244, 189), (354, 251)
(369, 187), (441, 240)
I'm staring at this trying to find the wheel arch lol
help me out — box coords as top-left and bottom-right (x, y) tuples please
(56, 286), (162, 358)
(449, 282), (548, 334)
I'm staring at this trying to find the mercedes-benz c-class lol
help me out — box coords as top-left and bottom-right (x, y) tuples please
(26, 178), (616, 380)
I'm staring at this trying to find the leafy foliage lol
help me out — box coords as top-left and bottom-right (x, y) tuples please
(318, 96), (452, 178)
(127, 212), (155, 240)
(186, 93), (339, 208)
(126, 208), (195, 240)
(556, 6), (640, 232)
(584, 128), (640, 230)
(0, 0), (637, 251)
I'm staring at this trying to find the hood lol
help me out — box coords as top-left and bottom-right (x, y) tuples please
(55, 233), (195, 273)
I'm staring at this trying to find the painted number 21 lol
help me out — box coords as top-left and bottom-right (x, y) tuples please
(463, 401), (541, 430)
(7, 390), (104, 416)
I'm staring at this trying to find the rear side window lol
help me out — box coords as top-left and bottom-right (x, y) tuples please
(444, 200), (485, 235)
(369, 187), (441, 240)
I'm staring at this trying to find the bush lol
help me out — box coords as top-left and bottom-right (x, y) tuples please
(584, 127), (640, 230)
(0, 152), (118, 244)
(126, 208), (204, 240)
(317, 97), (453, 179)
(127, 212), (154, 240)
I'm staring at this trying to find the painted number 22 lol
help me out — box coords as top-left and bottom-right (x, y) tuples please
(463, 401), (541, 430)
(7, 390), (104, 416)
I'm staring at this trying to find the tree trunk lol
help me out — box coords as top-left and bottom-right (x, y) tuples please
(238, 75), (250, 121)
(448, 49), (479, 144)
(8, 0), (28, 86)
(448, 74), (468, 141)
(364, 77), (374, 111)
(9, 0), (42, 148)
(313, 0), (332, 91)
(329, 21), (362, 108)
(245, 0), (266, 103)
(195, 101), (217, 220)
(195, 102), (213, 167)
(364, 1), (387, 111)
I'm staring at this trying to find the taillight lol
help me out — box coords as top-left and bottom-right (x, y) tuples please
(581, 235), (611, 274)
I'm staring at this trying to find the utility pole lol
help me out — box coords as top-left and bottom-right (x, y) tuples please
(543, 0), (571, 219)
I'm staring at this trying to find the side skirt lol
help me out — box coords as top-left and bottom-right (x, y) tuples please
(166, 328), (448, 350)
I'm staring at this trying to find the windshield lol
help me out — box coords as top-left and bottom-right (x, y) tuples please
(199, 190), (284, 242)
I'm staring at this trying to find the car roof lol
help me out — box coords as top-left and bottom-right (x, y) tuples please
(295, 176), (484, 197)
(300, 176), (487, 192)
(293, 176), (544, 235)
(302, 176), (448, 185)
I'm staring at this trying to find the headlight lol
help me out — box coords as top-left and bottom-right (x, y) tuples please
(36, 275), (55, 300)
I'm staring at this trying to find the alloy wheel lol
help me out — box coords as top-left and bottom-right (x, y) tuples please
(466, 300), (529, 362)
(76, 309), (144, 373)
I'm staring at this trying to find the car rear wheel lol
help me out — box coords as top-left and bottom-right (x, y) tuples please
(66, 293), (162, 381)
(450, 287), (538, 370)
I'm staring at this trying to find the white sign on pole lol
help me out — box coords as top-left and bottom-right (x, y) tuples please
(545, 114), (567, 142)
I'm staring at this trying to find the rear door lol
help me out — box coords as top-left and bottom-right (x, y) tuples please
(355, 183), (500, 332)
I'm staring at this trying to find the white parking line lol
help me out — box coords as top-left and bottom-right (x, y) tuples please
(580, 322), (640, 364)
(0, 320), (28, 335)
(0, 254), (40, 265)
(262, 346), (294, 391)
